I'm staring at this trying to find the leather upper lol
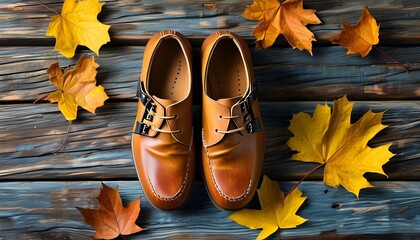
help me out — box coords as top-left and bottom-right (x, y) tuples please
(201, 31), (265, 210)
(132, 30), (194, 210)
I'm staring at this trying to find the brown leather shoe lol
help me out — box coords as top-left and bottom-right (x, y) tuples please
(131, 30), (194, 210)
(201, 31), (265, 210)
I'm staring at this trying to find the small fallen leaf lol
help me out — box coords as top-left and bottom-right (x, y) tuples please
(46, 0), (111, 58)
(229, 175), (307, 240)
(202, 3), (217, 9)
(287, 96), (394, 197)
(46, 55), (108, 121)
(242, 0), (321, 54)
(77, 183), (144, 239)
(331, 6), (379, 57)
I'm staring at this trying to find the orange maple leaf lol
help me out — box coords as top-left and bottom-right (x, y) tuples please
(331, 6), (379, 57)
(242, 0), (321, 54)
(77, 183), (144, 239)
(46, 55), (108, 121)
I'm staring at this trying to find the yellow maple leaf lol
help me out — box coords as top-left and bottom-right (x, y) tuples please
(331, 6), (379, 57)
(46, 55), (109, 121)
(229, 175), (307, 240)
(287, 96), (394, 197)
(46, 0), (111, 58)
(242, 0), (321, 54)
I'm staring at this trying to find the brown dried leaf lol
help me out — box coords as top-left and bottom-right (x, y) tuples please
(77, 183), (144, 239)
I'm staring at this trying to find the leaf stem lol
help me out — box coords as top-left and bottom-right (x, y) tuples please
(33, 0), (60, 15)
(53, 120), (72, 154)
(284, 163), (325, 199)
(120, 235), (127, 240)
(373, 45), (409, 73)
(33, 93), (50, 104)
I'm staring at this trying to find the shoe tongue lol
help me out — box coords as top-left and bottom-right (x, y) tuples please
(217, 96), (243, 108)
(152, 95), (177, 107)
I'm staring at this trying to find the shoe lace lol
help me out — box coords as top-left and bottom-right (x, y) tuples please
(215, 115), (246, 134)
(146, 107), (182, 134)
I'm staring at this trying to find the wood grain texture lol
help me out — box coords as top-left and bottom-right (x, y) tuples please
(0, 0), (419, 45)
(1, 101), (418, 181)
(0, 0), (419, 238)
(0, 46), (418, 102)
(0, 181), (419, 239)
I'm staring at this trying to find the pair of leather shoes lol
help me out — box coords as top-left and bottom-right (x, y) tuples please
(131, 30), (265, 211)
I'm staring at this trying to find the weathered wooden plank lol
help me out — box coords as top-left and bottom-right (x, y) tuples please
(1, 101), (418, 180)
(0, 0), (419, 44)
(0, 181), (419, 239)
(0, 47), (142, 101)
(0, 46), (418, 101)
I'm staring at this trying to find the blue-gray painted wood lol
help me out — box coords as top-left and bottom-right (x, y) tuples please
(0, 0), (418, 238)
(0, 0), (419, 44)
(1, 101), (418, 181)
(0, 46), (418, 102)
(0, 181), (419, 239)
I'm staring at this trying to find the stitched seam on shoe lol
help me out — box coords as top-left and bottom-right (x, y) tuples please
(202, 128), (252, 202)
(147, 128), (193, 201)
